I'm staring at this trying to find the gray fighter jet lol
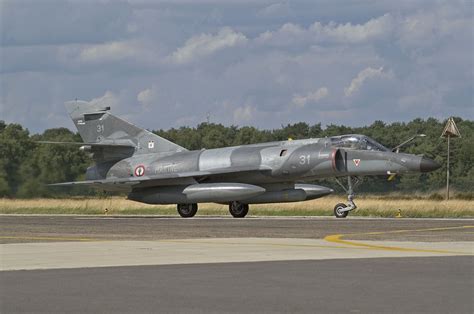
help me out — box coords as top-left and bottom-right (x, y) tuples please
(46, 100), (440, 218)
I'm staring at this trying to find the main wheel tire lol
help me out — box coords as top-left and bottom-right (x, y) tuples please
(229, 202), (249, 218)
(334, 203), (349, 218)
(177, 203), (198, 218)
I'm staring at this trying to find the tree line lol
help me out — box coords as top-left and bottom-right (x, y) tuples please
(0, 117), (472, 198)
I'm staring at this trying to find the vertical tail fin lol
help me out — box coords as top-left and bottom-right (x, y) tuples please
(65, 100), (186, 155)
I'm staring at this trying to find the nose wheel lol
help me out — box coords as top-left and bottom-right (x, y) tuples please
(334, 203), (349, 218)
(333, 176), (361, 218)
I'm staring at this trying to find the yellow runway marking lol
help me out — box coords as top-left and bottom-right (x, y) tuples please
(0, 236), (97, 242)
(353, 225), (474, 236)
(160, 239), (357, 250)
(324, 226), (474, 254)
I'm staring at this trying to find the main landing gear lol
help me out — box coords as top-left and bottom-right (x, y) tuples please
(177, 202), (249, 218)
(333, 176), (362, 218)
(229, 201), (249, 218)
(177, 203), (198, 218)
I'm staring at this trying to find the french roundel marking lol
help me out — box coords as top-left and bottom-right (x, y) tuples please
(134, 165), (145, 177)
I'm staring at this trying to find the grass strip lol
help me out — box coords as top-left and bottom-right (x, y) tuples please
(1, 197), (473, 218)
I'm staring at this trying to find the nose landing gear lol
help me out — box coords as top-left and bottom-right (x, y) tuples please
(334, 176), (361, 218)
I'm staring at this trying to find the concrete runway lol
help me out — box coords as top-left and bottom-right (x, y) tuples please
(1, 215), (473, 313)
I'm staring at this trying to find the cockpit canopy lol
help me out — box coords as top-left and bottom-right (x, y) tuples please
(330, 134), (389, 152)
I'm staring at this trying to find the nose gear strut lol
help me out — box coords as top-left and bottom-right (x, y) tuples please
(333, 176), (362, 218)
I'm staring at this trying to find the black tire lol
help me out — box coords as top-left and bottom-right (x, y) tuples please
(177, 203), (198, 218)
(229, 202), (249, 218)
(334, 203), (349, 218)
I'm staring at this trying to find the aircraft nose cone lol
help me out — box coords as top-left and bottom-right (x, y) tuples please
(420, 157), (441, 172)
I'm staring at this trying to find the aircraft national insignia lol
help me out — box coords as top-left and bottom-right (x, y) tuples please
(134, 165), (145, 177)
(353, 159), (361, 167)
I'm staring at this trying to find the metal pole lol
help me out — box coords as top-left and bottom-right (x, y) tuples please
(446, 135), (450, 200)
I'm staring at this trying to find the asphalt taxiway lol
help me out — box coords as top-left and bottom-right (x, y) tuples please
(1, 215), (473, 243)
(1, 215), (473, 313)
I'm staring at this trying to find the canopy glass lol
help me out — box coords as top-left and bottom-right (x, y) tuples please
(330, 135), (389, 151)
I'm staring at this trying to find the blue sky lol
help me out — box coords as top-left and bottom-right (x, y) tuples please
(1, 0), (473, 133)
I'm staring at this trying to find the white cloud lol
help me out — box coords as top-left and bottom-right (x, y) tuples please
(90, 91), (120, 107)
(79, 41), (140, 63)
(257, 14), (393, 46)
(311, 14), (393, 43)
(292, 87), (329, 107)
(256, 23), (306, 46)
(257, 2), (291, 18)
(344, 67), (390, 97)
(137, 88), (156, 108)
(1, 1), (132, 46)
(62, 39), (161, 68)
(2, 1), (473, 132)
(396, 5), (472, 57)
(170, 27), (247, 64)
(398, 89), (443, 111)
(233, 104), (256, 124)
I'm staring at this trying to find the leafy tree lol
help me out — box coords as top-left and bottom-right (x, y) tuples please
(16, 128), (90, 198)
(273, 122), (310, 140)
(1, 117), (472, 198)
(0, 159), (10, 196)
(309, 123), (323, 138)
(233, 126), (270, 145)
(0, 124), (33, 196)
